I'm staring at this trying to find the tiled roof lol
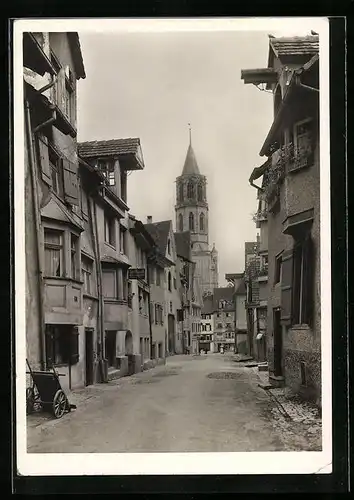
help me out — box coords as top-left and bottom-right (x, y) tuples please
(213, 287), (234, 311)
(174, 231), (192, 261)
(78, 138), (141, 159)
(270, 35), (319, 59)
(144, 220), (172, 257)
(181, 144), (200, 176)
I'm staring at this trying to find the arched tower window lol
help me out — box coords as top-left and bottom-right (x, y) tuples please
(187, 181), (195, 199)
(167, 238), (171, 254)
(168, 271), (172, 291)
(197, 183), (203, 201)
(178, 183), (184, 202)
(189, 212), (194, 231)
(178, 214), (183, 232)
(200, 213), (205, 232)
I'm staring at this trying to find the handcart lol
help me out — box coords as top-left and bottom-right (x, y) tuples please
(26, 359), (77, 419)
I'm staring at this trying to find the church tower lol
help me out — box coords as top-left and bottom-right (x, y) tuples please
(175, 128), (218, 296)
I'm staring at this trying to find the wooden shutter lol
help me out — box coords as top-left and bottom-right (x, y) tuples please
(303, 235), (315, 327)
(62, 157), (79, 205)
(280, 249), (294, 325)
(37, 136), (52, 186)
(56, 67), (66, 114)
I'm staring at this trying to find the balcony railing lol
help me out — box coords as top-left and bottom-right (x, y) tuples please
(252, 209), (268, 224)
(265, 141), (314, 203)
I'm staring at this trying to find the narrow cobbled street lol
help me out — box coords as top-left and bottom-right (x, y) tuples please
(27, 354), (321, 453)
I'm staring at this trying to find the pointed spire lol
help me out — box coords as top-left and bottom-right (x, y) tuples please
(181, 124), (200, 176)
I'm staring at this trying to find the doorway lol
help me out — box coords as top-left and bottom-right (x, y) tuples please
(273, 308), (283, 376)
(168, 314), (175, 354)
(105, 330), (117, 368)
(85, 328), (94, 386)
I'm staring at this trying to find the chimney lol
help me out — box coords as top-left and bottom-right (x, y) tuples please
(147, 216), (153, 223)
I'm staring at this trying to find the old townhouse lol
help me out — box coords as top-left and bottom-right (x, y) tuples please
(174, 231), (192, 354)
(24, 32), (90, 393)
(200, 294), (215, 353)
(212, 287), (235, 353)
(144, 219), (181, 357)
(241, 35), (320, 404)
(243, 240), (260, 358)
(127, 215), (164, 370)
(77, 138), (146, 381)
(225, 273), (248, 354)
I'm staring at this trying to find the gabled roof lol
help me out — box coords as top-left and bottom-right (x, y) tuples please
(67, 32), (86, 80)
(181, 144), (201, 176)
(78, 138), (141, 159)
(144, 220), (172, 257)
(202, 294), (214, 315)
(213, 287), (234, 311)
(174, 231), (192, 261)
(269, 35), (319, 62)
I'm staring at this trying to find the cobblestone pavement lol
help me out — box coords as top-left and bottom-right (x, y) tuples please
(27, 354), (321, 453)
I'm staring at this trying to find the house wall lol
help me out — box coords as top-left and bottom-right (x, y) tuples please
(266, 113), (321, 404)
(150, 265), (166, 361)
(25, 118), (42, 375)
(283, 138), (321, 403)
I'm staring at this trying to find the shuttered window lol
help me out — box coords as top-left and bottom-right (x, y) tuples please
(37, 136), (52, 186)
(280, 249), (293, 325)
(62, 157), (79, 206)
(292, 235), (314, 326)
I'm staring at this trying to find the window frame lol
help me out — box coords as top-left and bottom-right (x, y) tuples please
(274, 252), (283, 284)
(104, 211), (116, 247)
(44, 228), (65, 278)
(102, 268), (119, 300)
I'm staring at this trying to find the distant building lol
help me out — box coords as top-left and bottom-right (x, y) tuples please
(174, 231), (203, 354)
(241, 35), (320, 405)
(200, 294), (215, 353)
(212, 287), (235, 353)
(144, 219), (181, 357)
(174, 134), (218, 296)
(225, 273), (248, 354)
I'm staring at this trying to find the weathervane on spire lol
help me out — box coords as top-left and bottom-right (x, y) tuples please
(188, 122), (192, 145)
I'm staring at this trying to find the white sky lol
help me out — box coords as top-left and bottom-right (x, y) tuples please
(76, 27), (315, 286)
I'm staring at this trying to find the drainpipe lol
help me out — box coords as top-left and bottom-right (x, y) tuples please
(91, 198), (107, 382)
(234, 292), (238, 354)
(32, 75), (58, 134)
(147, 261), (153, 360)
(25, 100), (46, 371)
(295, 75), (319, 93)
(33, 112), (56, 134)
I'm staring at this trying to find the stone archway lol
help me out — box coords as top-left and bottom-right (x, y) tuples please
(125, 330), (133, 356)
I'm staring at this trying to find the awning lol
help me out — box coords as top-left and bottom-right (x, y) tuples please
(249, 158), (271, 186)
(256, 333), (264, 340)
(282, 208), (314, 236)
(100, 255), (131, 268)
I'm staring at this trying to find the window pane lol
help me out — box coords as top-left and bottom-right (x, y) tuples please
(44, 229), (61, 245)
(103, 270), (116, 299)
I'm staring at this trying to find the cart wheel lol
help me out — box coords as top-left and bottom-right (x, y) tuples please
(26, 387), (35, 414)
(53, 390), (67, 419)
